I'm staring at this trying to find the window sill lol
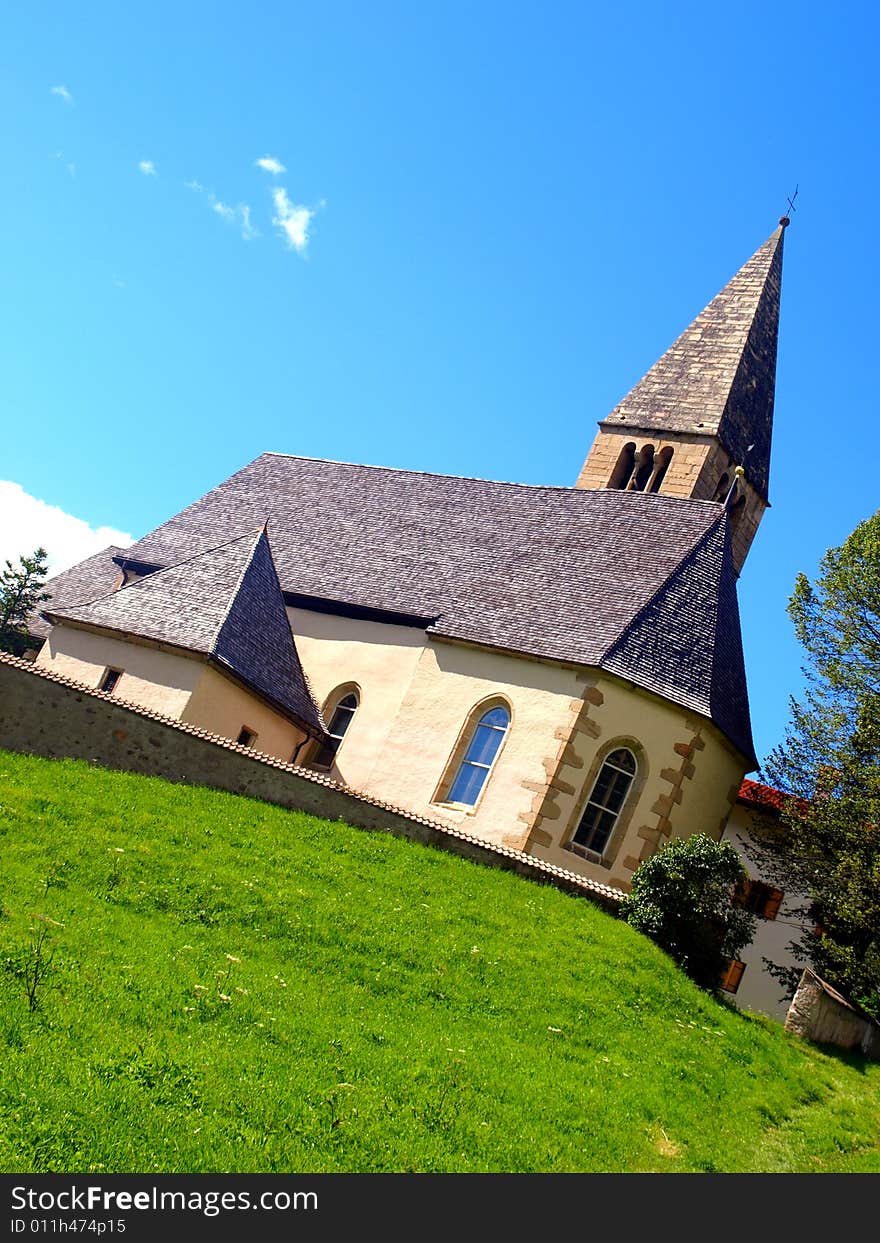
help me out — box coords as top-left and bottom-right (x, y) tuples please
(563, 841), (612, 869)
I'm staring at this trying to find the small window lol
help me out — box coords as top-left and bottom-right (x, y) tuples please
(735, 879), (784, 920)
(445, 705), (510, 807)
(721, 959), (746, 994)
(100, 668), (122, 695)
(570, 747), (637, 858)
(310, 691), (359, 770)
(236, 727), (257, 748)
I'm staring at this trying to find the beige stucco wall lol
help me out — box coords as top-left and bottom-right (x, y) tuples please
(36, 624), (306, 764)
(525, 671), (747, 891)
(37, 624), (202, 719)
(721, 803), (809, 1022)
(367, 640), (585, 848)
(182, 664), (306, 762)
(287, 608), (428, 791)
(286, 608), (748, 877)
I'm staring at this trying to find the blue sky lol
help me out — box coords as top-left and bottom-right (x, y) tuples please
(1, 1), (877, 770)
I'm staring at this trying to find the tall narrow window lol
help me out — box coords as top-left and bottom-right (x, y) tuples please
(712, 472), (731, 502)
(608, 442), (636, 490)
(311, 690), (359, 770)
(630, 445), (655, 491)
(571, 747), (637, 858)
(445, 705), (510, 807)
(649, 446), (674, 492)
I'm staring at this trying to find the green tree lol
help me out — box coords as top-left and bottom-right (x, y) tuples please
(753, 511), (880, 1019)
(0, 546), (50, 657)
(620, 835), (755, 991)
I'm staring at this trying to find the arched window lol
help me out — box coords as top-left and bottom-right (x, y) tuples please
(608, 442), (636, 490)
(310, 689), (359, 770)
(571, 747), (637, 858)
(649, 446), (674, 493)
(712, 472), (731, 503)
(445, 705), (510, 807)
(628, 445), (655, 492)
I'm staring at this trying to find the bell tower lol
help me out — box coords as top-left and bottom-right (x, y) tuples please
(576, 220), (787, 574)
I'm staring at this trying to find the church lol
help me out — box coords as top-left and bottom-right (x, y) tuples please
(28, 218), (787, 896)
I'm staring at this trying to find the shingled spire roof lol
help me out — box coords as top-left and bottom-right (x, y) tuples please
(42, 527), (325, 739)
(601, 223), (786, 500)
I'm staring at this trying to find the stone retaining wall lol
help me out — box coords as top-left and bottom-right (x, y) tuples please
(0, 652), (623, 912)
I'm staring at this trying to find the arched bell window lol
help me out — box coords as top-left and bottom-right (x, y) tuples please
(629, 445), (655, 492)
(571, 747), (637, 858)
(649, 446), (674, 492)
(310, 688), (359, 770)
(608, 442), (637, 490)
(444, 704), (510, 808)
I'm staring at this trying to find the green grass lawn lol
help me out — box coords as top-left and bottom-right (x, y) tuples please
(0, 749), (877, 1173)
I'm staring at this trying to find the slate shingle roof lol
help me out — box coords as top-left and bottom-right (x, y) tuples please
(43, 528), (325, 739)
(28, 545), (127, 641)
(603, 517), (754, 762)
(104, 452), (754, 762)
(600, 225), (785, 500)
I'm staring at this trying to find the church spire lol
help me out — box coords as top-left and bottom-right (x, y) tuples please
(575, 221), (787, 574)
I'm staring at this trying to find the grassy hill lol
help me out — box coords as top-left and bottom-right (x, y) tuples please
(1, 750), (877, 1173)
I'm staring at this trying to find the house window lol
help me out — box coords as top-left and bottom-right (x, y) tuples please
(100, 668), (123, 695)
(721, 959), (746, 994)
(310, 690), (359, 770)
(570, 748), (637, 858)
(444, 705), (510, 807)
(735, 879), (784, 920)
(236, 727), (257, 748)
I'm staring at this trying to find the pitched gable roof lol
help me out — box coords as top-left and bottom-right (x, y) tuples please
(601, 225), (785, 500)
(43, 528), (325, 739)
(107, 453), (753, 761)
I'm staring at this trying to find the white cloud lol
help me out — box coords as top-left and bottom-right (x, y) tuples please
(239, 205), (257, 241)
(184, 178), (204, 192)
(212, 197), (258, 240)
(0, 481), (132, 577)
(271, 187), (317, 254)
(138, 159), (157, 176)
(51, 84), (73, 105)
(255, 155), (286, 175)
(212, 199), (235, 223)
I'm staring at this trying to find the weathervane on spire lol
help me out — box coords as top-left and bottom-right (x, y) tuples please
(779, 185), (799, 228)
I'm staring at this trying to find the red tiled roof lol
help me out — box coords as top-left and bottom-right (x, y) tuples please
(737, 778), (789, 815)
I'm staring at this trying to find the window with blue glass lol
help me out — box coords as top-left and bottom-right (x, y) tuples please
(446, 705), (510, 806)
(310, 689), (359, 770)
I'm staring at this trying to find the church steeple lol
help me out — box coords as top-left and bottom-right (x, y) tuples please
(576, 221), (787, 573)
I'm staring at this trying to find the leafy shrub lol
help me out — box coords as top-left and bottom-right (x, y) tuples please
(621, 835), (756, 991)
